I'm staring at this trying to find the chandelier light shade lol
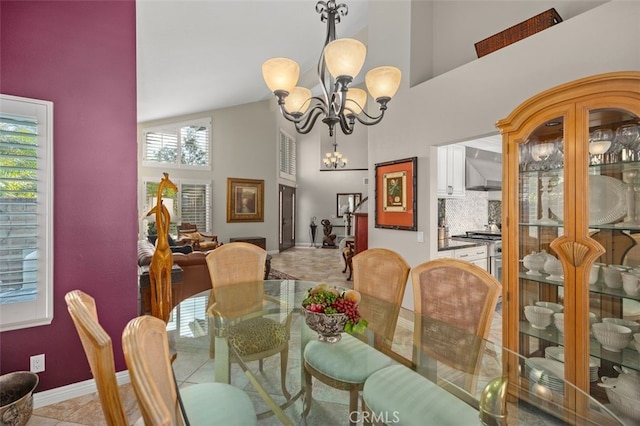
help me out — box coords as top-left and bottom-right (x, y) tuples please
(346, 88), (367, 115)
(323, 38), (367, 79)
(286, 87), (313, 115)
(262, 0), (401, 136)
(365, 66), (402, 100)
(261, 58), (300, 93)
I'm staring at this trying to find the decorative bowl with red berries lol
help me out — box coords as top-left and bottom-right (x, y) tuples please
(301, 284), (368, 343)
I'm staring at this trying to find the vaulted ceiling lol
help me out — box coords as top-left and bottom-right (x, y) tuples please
(136, 0), (370, 123)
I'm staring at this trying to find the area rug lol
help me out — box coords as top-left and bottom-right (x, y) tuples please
(268, 269), (300, 280)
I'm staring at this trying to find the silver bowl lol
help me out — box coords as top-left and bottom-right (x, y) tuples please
(0, 371), (39, 426)
(302, 309), (348, 343)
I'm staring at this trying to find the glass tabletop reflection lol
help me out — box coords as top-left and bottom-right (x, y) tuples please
(167, 280), (624, 425)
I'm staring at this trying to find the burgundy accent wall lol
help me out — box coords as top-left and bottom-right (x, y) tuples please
(0, 1), (138, 391)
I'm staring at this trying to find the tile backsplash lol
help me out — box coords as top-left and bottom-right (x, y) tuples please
(438, 192), (502, 236)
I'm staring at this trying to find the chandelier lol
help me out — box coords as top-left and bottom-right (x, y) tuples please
(261, 1), (401, 137)
(323, 139), (348, 168)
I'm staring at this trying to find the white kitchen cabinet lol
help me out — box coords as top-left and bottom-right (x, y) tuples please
(437, 145), (465, 198)
(435, 245), (488, 271)
(453, 245), (488, 270)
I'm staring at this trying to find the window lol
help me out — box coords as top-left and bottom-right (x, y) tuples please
(0, 94), (54, 332)
(143, 179), (211, 237)
(279, 130), (296, 181)
(143, 118), (211, 169)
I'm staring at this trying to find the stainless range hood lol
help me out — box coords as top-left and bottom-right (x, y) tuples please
(465, 147), (502, 191)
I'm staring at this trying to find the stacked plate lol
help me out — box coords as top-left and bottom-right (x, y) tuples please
(525, 357), (565, 395)
(545, 346), (600, 382)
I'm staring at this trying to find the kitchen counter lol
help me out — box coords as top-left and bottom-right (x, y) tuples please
(438, 238), (488, 251)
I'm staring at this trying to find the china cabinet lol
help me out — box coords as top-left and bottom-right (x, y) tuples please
(498, 72), (640, 420)
(437, 145), (466, 198)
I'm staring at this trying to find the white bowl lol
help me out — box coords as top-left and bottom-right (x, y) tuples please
(602, 266), (623, 288)
(603, 317), (640, 334)
(605, 387), (640, 421)
(536, 301), (563, 313)
(524, 306), (554, 330)
(592, 322), (632, 352)
(553, 313), (564, 334)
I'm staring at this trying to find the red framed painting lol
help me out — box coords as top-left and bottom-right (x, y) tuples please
(375, 157), (417, 231)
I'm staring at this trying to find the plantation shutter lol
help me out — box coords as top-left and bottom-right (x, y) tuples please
(0, 114), (38, 302)
(144, 130), (178, 164)
(0, 94), (53, 331)
(280, 131), (296, 180)
(181, 183), (210, 232)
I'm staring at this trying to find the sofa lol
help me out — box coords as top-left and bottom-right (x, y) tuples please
(137, 239), (214, 315)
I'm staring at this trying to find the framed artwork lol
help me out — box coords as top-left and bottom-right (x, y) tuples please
(227, 177), (264, 222)
(375, 157), (417, 231)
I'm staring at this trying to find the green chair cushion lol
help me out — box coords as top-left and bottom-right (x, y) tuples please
(181, 382), (257, 425)
(304, 333), (393, 383)
(229, 317), (288, 356)
(363, 365), (479, 426)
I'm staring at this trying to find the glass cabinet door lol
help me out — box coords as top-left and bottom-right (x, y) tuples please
(501, 73), (640, 422)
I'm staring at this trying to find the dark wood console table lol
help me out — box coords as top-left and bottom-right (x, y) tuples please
(229, 236), (266, 250)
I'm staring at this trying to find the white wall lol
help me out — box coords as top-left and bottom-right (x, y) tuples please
(365, 0), (640, 310)
(139, 100), (281, 251)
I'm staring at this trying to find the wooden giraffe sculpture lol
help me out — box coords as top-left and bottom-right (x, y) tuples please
(146, 172), (177, 322)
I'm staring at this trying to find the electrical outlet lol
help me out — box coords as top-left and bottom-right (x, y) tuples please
(30, 354), (45, 373)
(417, 231), (424, 243)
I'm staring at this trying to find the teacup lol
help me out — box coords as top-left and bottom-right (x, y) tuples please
(622, 272), (640, 296)
(602, 266), (623, 289)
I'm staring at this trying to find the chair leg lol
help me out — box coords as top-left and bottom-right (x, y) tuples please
(258, 358), (264, 373)
(348, 388), (359, 426)
(280, 348), (291, 400)
(302, 365), (313, 419)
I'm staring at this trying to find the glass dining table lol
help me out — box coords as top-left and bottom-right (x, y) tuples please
(166, 280), (624, 425)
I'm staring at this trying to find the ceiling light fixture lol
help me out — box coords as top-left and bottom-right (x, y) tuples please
(261, 1), (401, 137)
(323, 137), (348, 168)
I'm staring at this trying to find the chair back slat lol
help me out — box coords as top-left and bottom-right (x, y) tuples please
(122, 315), (181, 426)
(65, 290), (129, 426)
(352, 248), (410, 342)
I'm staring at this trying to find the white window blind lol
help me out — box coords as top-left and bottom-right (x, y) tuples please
(143, 119), (211, 169)
(144, 179), (211, 236)
(0, 94), (53, 332)
(279, 130), (296, 181)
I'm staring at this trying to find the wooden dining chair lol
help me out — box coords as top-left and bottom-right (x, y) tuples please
(362, 258), (502, 423)
(122, 315), (257, 426)
(205, 242), (292, 399)
(65, 290), (142, 426)
(302, 248), (410, 425)
(410, 258), (502, 339)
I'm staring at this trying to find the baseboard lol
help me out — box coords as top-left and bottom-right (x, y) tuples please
(33, 370), (130, 409)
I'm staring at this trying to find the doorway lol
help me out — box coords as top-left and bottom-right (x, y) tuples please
(279, 184), (296, 251)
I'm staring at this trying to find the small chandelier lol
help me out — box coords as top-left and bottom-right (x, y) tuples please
(323, 139), (348, 168)
(261, 1), (401, 137)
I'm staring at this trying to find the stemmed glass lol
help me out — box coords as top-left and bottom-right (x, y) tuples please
(589, 129), (612, 165)
(615, 124), (640, 162)
(617, 167), (640, 228)
(537, 176), (558, 224)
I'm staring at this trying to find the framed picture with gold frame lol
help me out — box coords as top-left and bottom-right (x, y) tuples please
(226, 178), (264, 222)
(375, 157), (417, 230)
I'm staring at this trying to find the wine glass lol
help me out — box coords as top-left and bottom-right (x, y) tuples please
(615, 125), (640, 161)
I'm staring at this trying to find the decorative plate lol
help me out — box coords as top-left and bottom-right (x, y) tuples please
(549, 175), (628, 225)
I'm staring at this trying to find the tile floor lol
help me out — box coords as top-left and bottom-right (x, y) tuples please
(27, 246), (509, 426)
